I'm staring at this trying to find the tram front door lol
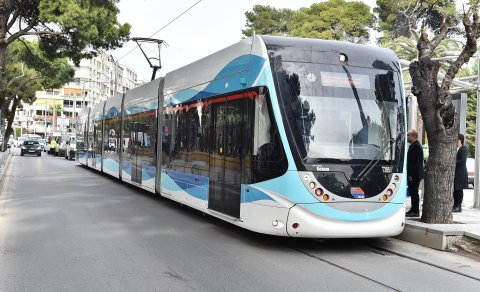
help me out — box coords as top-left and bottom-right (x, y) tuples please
(208, 96), (250, 218)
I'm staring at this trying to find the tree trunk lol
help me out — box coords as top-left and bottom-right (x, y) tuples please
(410, 58), (456, 223)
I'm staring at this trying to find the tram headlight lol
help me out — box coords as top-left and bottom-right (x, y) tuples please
(391, 183), (397, 189)
(322, 194), (330, 201)
(386, 189), (394, 197)
(309, 182), (316, 189)
(382, 194), (388, 201)
(315, 188), (324, 197)
(394, 175), (400, 182)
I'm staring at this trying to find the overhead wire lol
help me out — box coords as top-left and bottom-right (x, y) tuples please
(116, 0), (204, 62)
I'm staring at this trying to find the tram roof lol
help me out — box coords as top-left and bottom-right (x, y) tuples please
(259, 35), (400, 72)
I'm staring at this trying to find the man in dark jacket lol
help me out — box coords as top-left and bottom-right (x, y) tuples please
(453, 134), (468, 212)
(406, 130), (424, 217)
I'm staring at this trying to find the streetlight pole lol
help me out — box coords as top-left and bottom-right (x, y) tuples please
(73, 92), (76, 133)
(44, 99), (48, 137)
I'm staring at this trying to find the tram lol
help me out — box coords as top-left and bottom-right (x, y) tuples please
(76, 35), (407, 238)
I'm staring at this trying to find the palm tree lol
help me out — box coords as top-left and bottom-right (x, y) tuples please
(381, 30), (462, 70)
(381, 30), (468, 91)
(48, 104), (63, 132)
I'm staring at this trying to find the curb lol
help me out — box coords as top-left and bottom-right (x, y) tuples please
(0, 150), (12, 189)
(396, 221), (479, 250)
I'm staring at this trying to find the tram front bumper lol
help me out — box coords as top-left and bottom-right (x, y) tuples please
(286, 203), (406, 238)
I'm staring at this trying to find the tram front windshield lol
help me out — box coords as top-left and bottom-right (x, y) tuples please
(277, 62), (404, 166)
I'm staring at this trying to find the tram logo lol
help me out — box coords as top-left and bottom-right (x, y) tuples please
(314, 165), (330, 171)
(351, 187), (365, 199)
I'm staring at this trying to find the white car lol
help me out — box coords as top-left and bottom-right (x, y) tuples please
(14, 137), (26, 147)
(66, 136), (77, 160)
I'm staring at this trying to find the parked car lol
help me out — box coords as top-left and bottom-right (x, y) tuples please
(25, 134), (41, 140)
(37, 138), (46, 151)
(20, 140), (42, 156)
(57, 135), (71, 157)
(14, 137), (26, 147)
(467, 158), (475, 188)
(65, 136), (77, 160)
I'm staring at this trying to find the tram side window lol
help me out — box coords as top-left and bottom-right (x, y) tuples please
(95, 118), (103, 155)
(76, 118), (85, 150)
(186, 105), (209, 175)
(132, 109), (157, 163)
(161, 112), (173, 166)
(170, 109), (187, 172)
(252, 89), (288, 183)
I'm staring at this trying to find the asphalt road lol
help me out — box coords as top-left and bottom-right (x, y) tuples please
(1, 149), (480, 291)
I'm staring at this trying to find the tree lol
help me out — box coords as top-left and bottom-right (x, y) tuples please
(242, 5), (294, 36)
(375, 0), (457, 40)
(242, 1), (375, 44)
(408, 2), (480, 223)
(0, 39), (74, 150)
(466, 90), (477, 157)
(48, 103), (63, 132)
(288, 0), (375, 43)
(382, 31), (462, 62)
(0, 0), (130, 150)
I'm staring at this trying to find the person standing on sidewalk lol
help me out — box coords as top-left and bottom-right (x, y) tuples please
(453, 133), (468, 213)
(406, 130), (424, 217)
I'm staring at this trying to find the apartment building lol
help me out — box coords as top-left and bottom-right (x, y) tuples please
(17, 52), (146, 136)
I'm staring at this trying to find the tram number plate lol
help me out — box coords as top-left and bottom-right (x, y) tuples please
(382, 166), (392, 173)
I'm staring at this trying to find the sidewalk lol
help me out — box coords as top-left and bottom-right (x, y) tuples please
(398, 188), (480, 251)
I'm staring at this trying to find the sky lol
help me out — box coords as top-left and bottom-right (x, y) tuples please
(111, 0), (378, 81)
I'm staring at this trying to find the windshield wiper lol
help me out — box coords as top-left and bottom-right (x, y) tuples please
(352, 138), (395, 182)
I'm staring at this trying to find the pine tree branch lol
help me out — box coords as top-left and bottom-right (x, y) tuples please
(22, 30), (67, 36)
(5, 0), (28, 32)
(440, 8), (480, 106)
(0, 75), (40, 112)
(5, 16), (37, 45)
(430, 18), (450, 51)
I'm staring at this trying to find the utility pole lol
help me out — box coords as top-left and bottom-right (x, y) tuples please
(474, 54), (480, 208)
(82, 82), (86, 109)
(44, 100), (47, 136)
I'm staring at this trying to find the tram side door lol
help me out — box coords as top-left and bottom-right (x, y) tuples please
(208, 97), (246, 218)
(131, 122), (143, 184)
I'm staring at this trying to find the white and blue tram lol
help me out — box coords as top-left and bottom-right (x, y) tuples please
(76, 35), (407, 238)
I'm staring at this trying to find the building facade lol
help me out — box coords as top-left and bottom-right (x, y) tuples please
(16, 52), (146, 137)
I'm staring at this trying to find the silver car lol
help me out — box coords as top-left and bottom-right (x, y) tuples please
(467, 158), (475, 187)
(37, 138), (46, 151)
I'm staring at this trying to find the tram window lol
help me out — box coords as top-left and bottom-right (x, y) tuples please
(252, 89), (287, 183)
(95, 120), (102, 155)
(170, 109), (187, 172)
(187, 104), (209, 174)
(161, 113), (173, 165)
